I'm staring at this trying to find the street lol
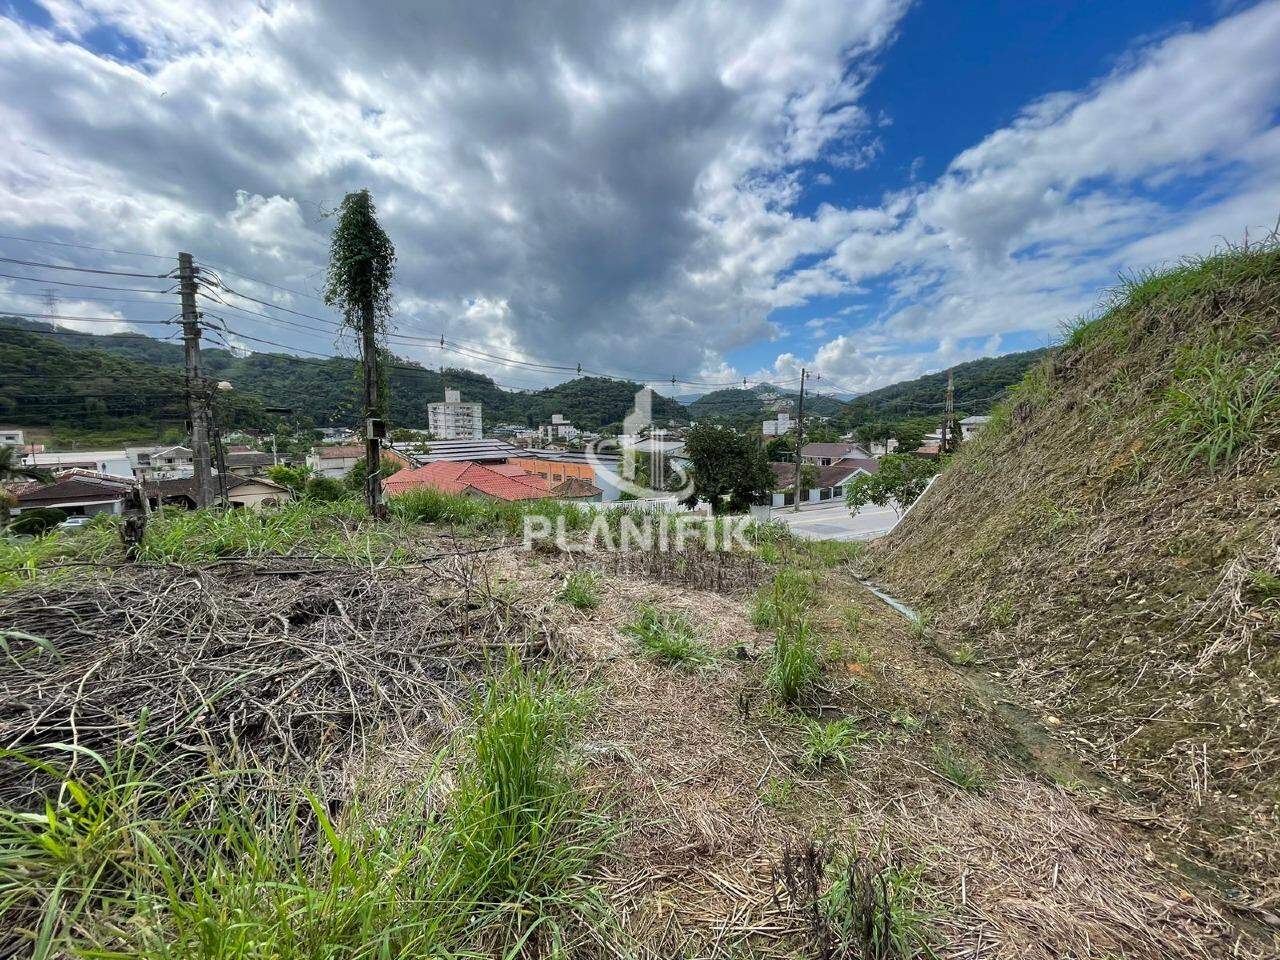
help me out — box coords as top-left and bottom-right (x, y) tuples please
(771, 500), (899, 542)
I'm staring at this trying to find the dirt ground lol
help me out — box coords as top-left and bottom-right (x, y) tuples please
(518, 548), (1277, 959)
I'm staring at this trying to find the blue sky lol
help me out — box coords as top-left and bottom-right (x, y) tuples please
(1, 1), (1278, 395)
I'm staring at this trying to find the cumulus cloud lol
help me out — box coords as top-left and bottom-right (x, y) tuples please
(0, 0), (1278, 395)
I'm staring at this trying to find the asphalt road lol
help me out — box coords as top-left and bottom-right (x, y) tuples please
(771, 501), (899, 542)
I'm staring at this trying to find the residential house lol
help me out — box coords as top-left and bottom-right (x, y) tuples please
(11, 471), (136, 517)
(960, 415), (991, 439)
(306, 444), (414, 478)
(383, 460), (555, 502)
(0, 428), (24, 447)
(768, 458), (879, 508)
(517, 447), (628, 501)
(799, 442), (872, 467)
(145, 474), (292, 511)
(126, 445), (195, 480)
(223, 450), (274, 477)
(762, 412), (792, 436)
(427, 389), (483, 440)
(25, 449), (133, 479)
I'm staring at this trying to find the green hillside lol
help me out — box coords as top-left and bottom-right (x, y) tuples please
(688, 382), (843, 427)
(0, 318), (686, 440)
(833, 347), (1052, 430)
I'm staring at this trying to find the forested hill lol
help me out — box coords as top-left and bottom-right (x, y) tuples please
(0, 317), (687, 435)
(688, 382), (844, 427)
(832, 347), (1053, 429)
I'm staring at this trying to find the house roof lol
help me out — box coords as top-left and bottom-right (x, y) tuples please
(551, 476), (603, 499)
(145, 473), (289, 500)
(800, 441), (871, 460)
(383, 460), (553, 502)
(960, 415), (991, 426)
(312, 444), (365, 459)
(768, 458), (878, 491)
(396, 438), (525, 463)
(16, 472), (134, 506)
(225, 451), (274, 468)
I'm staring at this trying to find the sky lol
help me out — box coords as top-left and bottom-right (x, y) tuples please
(1, 0), (1278, 398)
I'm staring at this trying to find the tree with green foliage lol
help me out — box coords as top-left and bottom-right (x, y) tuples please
(892, 424), (927, 454)
(798, 463), (819, 497)
(304, 475), (349, 503)
(681, 423), (774, 514)
(265, 464), (315, 497)
(345, 455), (404, 491)
(764, 435), (794, 462)
(844, 454), (940, 517)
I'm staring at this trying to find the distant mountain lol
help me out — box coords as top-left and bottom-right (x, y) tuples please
(0, 318), (687, 439)
(688, 381), (845, 427)
(833, 347), (1053, 430)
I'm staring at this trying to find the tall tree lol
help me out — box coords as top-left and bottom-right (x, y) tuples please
(681, 423), (774, 514)
(0, 445), (51, 525)
(324, 190), (396, 518)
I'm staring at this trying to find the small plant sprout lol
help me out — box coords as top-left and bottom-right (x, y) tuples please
(558, 570), (601, 610)
(933, 745), (985, 791)
(623, 606), (715, 670)
(799, 717), (865, 771)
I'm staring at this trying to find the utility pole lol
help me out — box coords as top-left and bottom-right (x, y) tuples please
(360, 290), (386, 519)
(178, 252), (215, 509)
(942, 368), (954, 453)
(791, 367), (807, 512)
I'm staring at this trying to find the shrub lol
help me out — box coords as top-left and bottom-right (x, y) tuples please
(7, 508), (67, 537)
(304, 475), (350, 502)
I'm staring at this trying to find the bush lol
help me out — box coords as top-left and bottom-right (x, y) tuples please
(304, 475), (350, 502)
(7, 508), (67, 537)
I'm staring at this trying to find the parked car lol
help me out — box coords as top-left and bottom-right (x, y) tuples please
(57, 516), (93, 531)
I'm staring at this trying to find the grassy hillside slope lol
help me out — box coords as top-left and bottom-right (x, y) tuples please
(871, 245), (1280, 907)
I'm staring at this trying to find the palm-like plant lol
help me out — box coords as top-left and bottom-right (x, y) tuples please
(0, 445), (52, 524)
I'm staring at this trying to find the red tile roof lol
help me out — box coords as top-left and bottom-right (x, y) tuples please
(383, 460), (553, 502)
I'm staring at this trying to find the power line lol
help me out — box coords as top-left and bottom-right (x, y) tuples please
(0, 270), (174, 294)
(0, 256), (171, 279)
(0, 233), (171, 261)
(0, 308), (175, 325)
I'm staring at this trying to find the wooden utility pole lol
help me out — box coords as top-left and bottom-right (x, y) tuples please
(360, 290), (386, 519)
(790, 367), (807, 512)
(942, 368), (954, 453)
(178, 252), (215, 509)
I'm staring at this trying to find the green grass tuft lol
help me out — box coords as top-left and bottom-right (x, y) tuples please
(933, 745), (985, 791)
(767, 618), (823, 705)
(1160, 342), (1280, 473)
(799, 717), (866, 771)
(623, 606), (715, 669)
(558, 570), (601, 610)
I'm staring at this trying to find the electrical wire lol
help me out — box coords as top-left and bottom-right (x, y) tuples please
(0, 233), (171, 261)
(0, 309), (175, 325)
(0, 271), (175, 295)
(0, 256), (172, 279)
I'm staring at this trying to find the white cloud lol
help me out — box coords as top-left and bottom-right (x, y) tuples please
(0, 0), (1278, 397)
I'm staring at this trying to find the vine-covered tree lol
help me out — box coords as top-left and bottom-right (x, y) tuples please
(324, 189), (396, 516)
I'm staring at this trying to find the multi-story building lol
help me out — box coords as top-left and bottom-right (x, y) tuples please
(762, 412), (792, 436)
(427, 389), (483, 440)
(126, 445), (195, 480)
(0, 428), (25, 447)
(538, 414), (580, 444)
